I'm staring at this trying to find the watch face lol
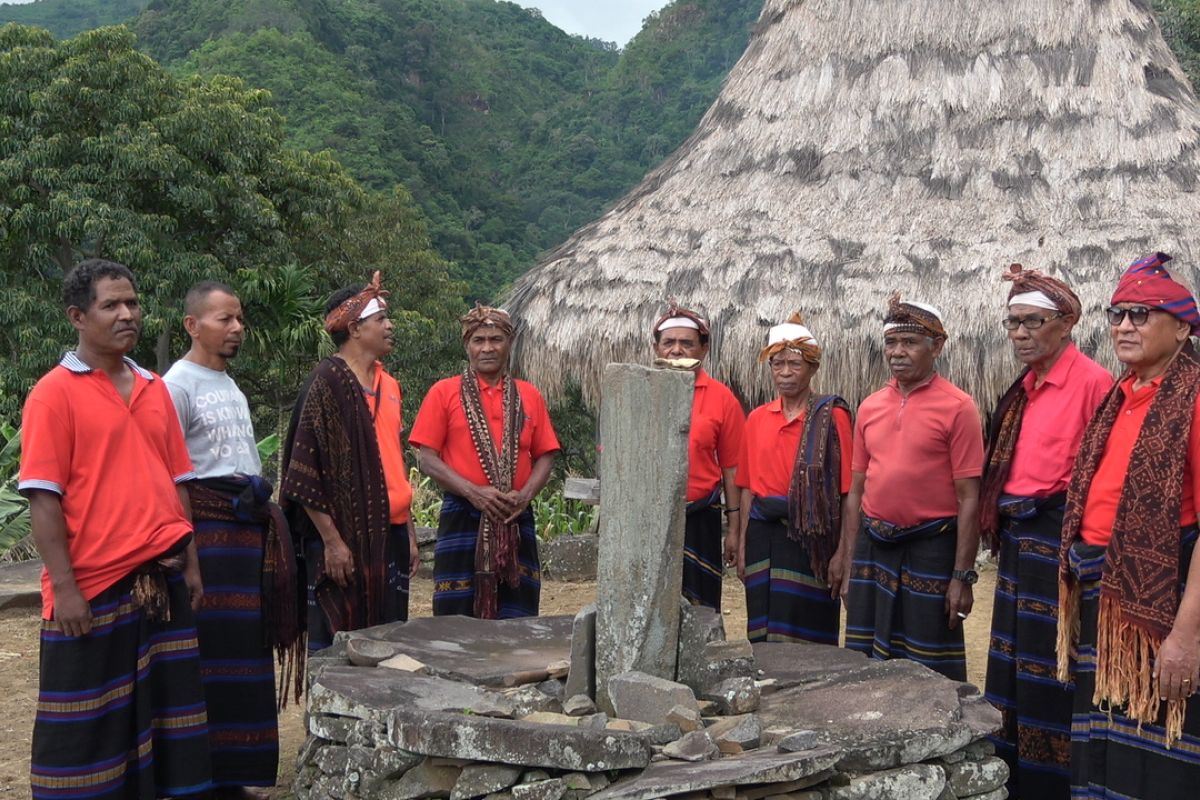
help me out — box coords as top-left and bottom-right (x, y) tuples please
(964, 570), (979, 584)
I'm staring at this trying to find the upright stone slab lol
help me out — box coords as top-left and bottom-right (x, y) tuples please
(595, 363), (693, 714)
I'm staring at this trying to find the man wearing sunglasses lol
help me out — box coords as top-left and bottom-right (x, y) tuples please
(979, 264), (1112, 800)
(1057, 252), (1200, 799)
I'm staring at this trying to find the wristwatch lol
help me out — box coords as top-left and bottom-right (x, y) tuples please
(951, 569), (979, 585)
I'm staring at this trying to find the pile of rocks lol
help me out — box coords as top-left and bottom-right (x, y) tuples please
(296, 604), (1006, 800)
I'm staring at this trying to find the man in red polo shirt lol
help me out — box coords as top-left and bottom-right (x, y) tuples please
(281, 272), (418, 652)
(21, 259), (211, 799)
(651, 302), (745, 610)
(833, 294), (983, 681)
(978, 265), (1111, 800)
(1057, 253), (1200, 799)
(731, 313), (851, 644)
(410, 304), (559, 619)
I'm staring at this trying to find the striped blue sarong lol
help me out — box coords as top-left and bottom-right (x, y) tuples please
(31, 573), (212, 800)
(683, 487), (724, 610)
(432, 493), (540, 618)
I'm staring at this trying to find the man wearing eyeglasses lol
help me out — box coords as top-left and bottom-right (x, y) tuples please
(1057, 252), (1200, 799)
(979, 264), (1111, 800)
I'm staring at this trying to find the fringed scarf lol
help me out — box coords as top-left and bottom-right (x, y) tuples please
(460, 366), (524, 619)
(1057, 342), (1200, 745)
(280, 357), (391, 641)
(787, 394), (850, 582)
(190, 479), (306, 708)
(979, 369), (1031, 554)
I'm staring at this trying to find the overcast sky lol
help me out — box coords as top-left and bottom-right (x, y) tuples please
(522, 2), (670, 45)
(0, 0), (670, 46)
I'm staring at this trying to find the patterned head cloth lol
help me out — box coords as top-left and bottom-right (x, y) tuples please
(653, 301), (710, 338)
(883, 293), (946, 339)
(1111, 252), (1200, 335)
(758, 312), (822, 364)
(1003, 263), (1082, 319)
(461, 302), (515, 342)
(324, 271), (389, 333)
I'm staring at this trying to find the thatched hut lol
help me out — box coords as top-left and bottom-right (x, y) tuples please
(506, 0), (1200, 411)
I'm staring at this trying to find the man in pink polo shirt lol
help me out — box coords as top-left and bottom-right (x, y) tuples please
(832, 294), (984, 680)
(979, 265), (1111, 800)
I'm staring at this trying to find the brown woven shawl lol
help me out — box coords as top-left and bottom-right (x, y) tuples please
(1056, 342), (1200, 744)
(979, 369), (1031, 554)
(787, 394), (849, 582)
(460, 367), (524, 619)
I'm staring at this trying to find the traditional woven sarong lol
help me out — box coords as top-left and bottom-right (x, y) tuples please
(1067, 532), (1200, 799)
(191, 510), (278, 787)
(845, 517), (966, 680)
(306, 523), (411, 652)
(31, 573), (211, 800)
(985, 494), (1072, 799)
(683, 488), (724, 610)
(743, 496), (839, 644)
(432, 493), (539, 618)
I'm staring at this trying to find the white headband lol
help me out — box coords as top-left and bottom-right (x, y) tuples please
(1008, 291), (1059, 312)
(657, 316), (701, 332)
(358, 297), (386, 320)
(768, 322), (818, 347)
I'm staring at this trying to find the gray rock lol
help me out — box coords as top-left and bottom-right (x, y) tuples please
(511, 779), (567, 800)
(641, 722), (684, 746)
(309, 714), (354, 743)
(521, 711), (579, 726)
(962, 739), (997, 760)
(701, 676), (759, 714)
(310, 667), (517, 721)
(595, 365), (693, 712)
(561, 773), (591, 791)
(348, 718), (388, 747)
(347, 637), (400, 667)
(661, 730), (720, 762)
(607, 671), (699, 724)
(505, 684), (562, 717)
(777, 730), (819, 751)
(362, 746), (423, 789)
(580, 712), (609, 730)
(536, 680), (566, 702)
(541, 534), (599, 581)
(0, 559), (42, 611)
(333, 614), (575, 687)
(315, 744), (350, 775)
(563, 694), (597, 717)
(451, 764), (523, 800)
(388, 710), (653, 771)
(826, 763), (946, 800)
(707, 714), (762, 754)
(939, 749), (966, 764)
(676, 602), (726, 688)
(587, 747), (840, 800)
(376, 758), (462, 800)
(945, 756), (1009, 796)
(564, 605), (596, 701)
(753, 642), (868, 689)
(761, 659), (1001, 770)
(666, 704), (702, 733)
(962, 789), (1008, 800)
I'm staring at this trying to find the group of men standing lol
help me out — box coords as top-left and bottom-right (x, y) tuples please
(660, 253), (1200, 799)
(19, 262), (560, 799)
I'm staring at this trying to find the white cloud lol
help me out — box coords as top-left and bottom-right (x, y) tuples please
(522, 1), (669, 46)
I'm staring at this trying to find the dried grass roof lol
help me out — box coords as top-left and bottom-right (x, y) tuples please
(506, 0), (1200, 411)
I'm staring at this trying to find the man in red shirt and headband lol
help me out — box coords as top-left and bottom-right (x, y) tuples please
(282, 272), (418, 651)
(1058, 252), (1200, 799)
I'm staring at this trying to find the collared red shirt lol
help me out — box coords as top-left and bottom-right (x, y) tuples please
(409, 373), (560, 491)
(19, 353), (195, 618)
(685, 370), (746, 502)
(1003, 343), (1113, 496)
(735, 398), (852, 498)
(1080, 373), (1200, 546)
(852, 373), (984, 527)
(367, 362), (413, 524)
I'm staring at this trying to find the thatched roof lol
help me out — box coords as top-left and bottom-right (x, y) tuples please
(505, 0), (1200, 411)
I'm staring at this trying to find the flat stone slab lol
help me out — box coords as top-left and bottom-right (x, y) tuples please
(0, 559), (42, 611)
(588, 746), (840, 799)
(310, 666), (517, 719)
(389, 710), (653, 772)
(756, 656), (1001, 769)
(341, 614), (574, 687)
(752, 641), (868, 688)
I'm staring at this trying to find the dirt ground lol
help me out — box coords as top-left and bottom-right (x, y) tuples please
(0, 566), (996, 799)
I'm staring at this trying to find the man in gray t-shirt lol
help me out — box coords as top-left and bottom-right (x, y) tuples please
(164, 282), (281, 795)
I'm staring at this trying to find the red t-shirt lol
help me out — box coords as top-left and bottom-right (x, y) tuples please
(853, 374), (984, 527)
(685, 370), (746, 502)
(1080, 374), (1200, 546)
(408, 374), (560, 491)
(1003, 344), (1113, 496)
(368, 363), (413, 525)
(736, 399), (852, 497)
(19, 354), (195, 619)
